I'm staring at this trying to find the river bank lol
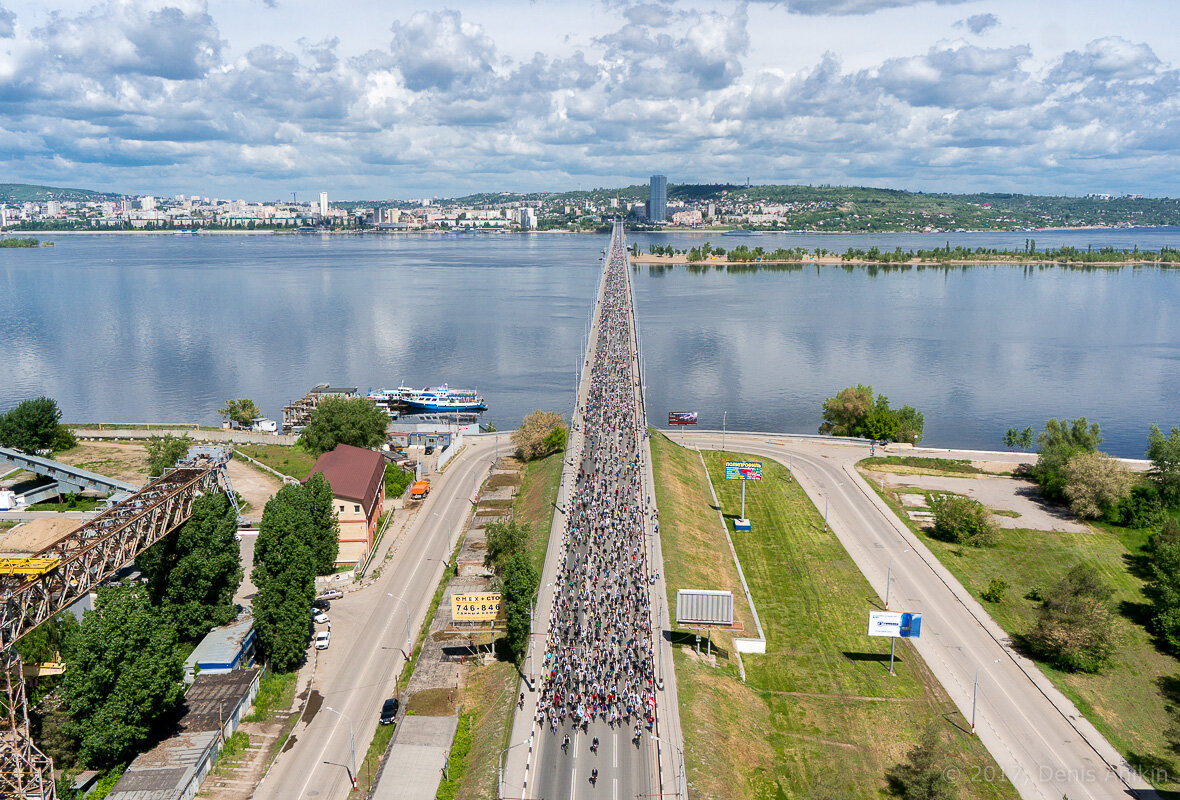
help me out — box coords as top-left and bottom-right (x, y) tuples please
(630, 253), (1178, 267)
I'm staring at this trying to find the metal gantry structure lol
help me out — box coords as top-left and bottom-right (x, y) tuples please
(0, 447), (236, 799)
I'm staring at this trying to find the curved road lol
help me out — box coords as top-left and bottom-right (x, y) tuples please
(665, 430), (1155, 800)
(255, 433), (507, 800)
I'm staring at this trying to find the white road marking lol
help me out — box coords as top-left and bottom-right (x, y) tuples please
(613, 778), (618, 800)
(570, 768), (577, 800)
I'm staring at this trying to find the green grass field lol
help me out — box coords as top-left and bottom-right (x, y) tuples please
(236, 443), (318, 480)
(512, 450), (563, 572)
(652, 433), (1017, 800)
(868, 475), (1180, 791)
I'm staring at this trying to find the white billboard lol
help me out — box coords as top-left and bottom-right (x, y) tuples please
(868, 611), (922, 638)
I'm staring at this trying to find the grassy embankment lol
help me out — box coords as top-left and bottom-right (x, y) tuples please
(651, 432), (1017, 800)
(865, 461), (1180, 791)
(235, 444), (317, 480)
(448, 449), (563, 800)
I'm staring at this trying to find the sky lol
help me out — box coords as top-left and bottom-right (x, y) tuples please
(2, 0), (1179, 200)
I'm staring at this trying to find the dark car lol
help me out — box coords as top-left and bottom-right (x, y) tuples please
(380, 697), (400, 725)
(424, 445), (435, 455)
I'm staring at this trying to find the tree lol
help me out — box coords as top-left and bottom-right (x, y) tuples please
(0, 396), (71, 454)
(252, 484), (318, 671)
(303, 472), (340, 575)
(59, 585), (185, 769)
(137, 492), (242, 642)
(1027, 564), (1117, 673)
(542, 425), (568, 454)
(1029, 418), (1103, 502)
(511, 410), (568, 461)
(1002, 426), (1034, 451)
(885, 724), (958, 800)
(299, 397), (389, 455)
(219, 398), (261, 428)
(819, 384), (874, 437)
(484, 519), (532, 572)
(500, 550), (539, 663)
(928, 494), (998, 547)
(1147, 424), (1180, 506)
(893, 405), (925, 446)
(1061, 451), (1133, 519)
(144, 433), (193, 477)
(1148, 529), (1180, 653)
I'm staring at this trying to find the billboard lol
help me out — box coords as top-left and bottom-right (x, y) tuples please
(724, 461), (763, 481)
(451, 592), (502, 622)
(867, 611), (922, 638)
(668, 412), (698, 425)
(676, 589), (734, 626)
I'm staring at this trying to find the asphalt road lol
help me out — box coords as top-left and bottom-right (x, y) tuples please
(665, 431), (1154, 800)
(254, 434), (506, 800)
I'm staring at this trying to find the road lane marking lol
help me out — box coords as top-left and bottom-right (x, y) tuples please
(570, 768), (576, 800)
(613, 735), (617, 769)
(613, 778), (618, 800)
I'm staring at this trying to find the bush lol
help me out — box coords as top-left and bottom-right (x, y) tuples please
(885, 724), (958, 800)
(511, 410), (568, 461)
(929, 495), (998, 547)
(1061, 451), (1133, 519)
(1027, 564), (1117, 673)
(981, 578), (1008, 603)
(145, 433), (193, 477)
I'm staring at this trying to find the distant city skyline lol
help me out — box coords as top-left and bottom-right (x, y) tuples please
(1, 1), (1179, 198)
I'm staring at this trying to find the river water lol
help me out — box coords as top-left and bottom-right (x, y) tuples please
(1, 228), (1177, 457)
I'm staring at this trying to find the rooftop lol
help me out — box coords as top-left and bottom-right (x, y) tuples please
(306, 443), (385, 509)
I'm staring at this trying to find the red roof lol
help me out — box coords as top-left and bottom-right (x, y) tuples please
(305, 444), (385, 511)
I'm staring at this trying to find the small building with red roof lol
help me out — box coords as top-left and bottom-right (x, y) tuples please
(304, 443), (386, 565)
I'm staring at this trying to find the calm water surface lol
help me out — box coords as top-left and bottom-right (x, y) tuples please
(2, 229), (1178, 458)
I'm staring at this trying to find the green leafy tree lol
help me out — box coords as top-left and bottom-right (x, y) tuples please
(252, 484), (317, 671)
(884, 724), (958, 800)
(500, 550), (539, 663)
(1002, 426), (1034, 451)
(542, 425), (568, 454)
(484, 520), (532, 572)
(893, 405), (925, 446)
(59, 585), (185, 770)
(819, 384), (874, 437)
(1060, 451), (1133, 519)
(137, 492), (243, 642)
(928, 494), (998, 547)
(1149, 529), (1180, 653)
(1029, 418), (1103, 502)
(219, 398), (261, 428)
(511, 410), (568, 461)
(0, 396), (71, 454)
(144, 433), (193, 477)
(304, 472), (340, 575)
(298, 397), (389, 455)
(1147, 424), (1180, 506)
(1027, 564), (1117, 673)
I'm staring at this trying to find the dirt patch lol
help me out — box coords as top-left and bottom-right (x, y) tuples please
(54, 441), (150, 486)
(225, 458), (282, 522)
(406, 687), (459, 716)
(0, 518), (81, 554)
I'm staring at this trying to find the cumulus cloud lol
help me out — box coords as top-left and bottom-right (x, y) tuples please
(957, 13), (999, 35)
(775, 0), (970, 16)
(0, 2), (1178, 197)
(0, 5), (14, 38)
(389, 10), (497, 92)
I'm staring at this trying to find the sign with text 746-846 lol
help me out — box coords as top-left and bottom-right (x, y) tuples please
(867, 611), (922, 638)
(452, 592), (502, 622)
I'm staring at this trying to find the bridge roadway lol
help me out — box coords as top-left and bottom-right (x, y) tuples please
(665, 430), (1154, 800)
(504, 222), (684, 800)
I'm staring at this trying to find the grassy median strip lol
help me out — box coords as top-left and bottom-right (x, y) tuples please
(867, 473), (1180, 791)
(651, 433), (1016, 800)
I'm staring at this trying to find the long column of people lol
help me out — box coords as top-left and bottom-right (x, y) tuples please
(535, 230), (657, 792)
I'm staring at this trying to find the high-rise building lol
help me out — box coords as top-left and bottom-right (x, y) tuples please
(141, 195), (156, 211)
(649, 175), (667, 223)
(319, 191), (329, 217)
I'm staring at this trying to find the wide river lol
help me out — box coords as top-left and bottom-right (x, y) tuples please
(2, 228), (1178, 458)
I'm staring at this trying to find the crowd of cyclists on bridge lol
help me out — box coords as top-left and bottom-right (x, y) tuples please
(535, 235), (658, 751)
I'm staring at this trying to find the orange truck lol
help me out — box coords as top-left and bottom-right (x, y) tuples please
(410, 479), (429, 499)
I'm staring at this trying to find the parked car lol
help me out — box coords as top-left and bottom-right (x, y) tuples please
(316, 589), (344, 602)
(312, 608), (329, 624)
(424, 445), (435, 456)
(312, 598), (332, 611)
(314, 630), (331, 650)
(379, 697), (400, 725)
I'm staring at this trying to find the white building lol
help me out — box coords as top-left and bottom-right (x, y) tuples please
(141, 196), (156, 211)
(319, 192), (329, 217)
(518, 207), (538, 230)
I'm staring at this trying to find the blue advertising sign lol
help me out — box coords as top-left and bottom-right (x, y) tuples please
(899, 612), (922, 638)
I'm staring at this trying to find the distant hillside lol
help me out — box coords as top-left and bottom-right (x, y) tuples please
(0, 183), (122, 203)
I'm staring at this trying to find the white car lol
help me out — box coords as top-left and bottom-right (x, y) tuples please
(312, 608), (329, 624)
(315, 630), (331, 650)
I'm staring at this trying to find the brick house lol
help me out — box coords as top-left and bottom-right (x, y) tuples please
(305, 444), (386, 565)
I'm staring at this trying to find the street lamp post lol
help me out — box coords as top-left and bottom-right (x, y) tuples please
(324, 705), (357, 791)
(971, 658), (1002, 734)
(823, 482), (844, 531)
(498, 736), (533, 800)
(885, 548), (910, 609)
(649, 734), (687, 800)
